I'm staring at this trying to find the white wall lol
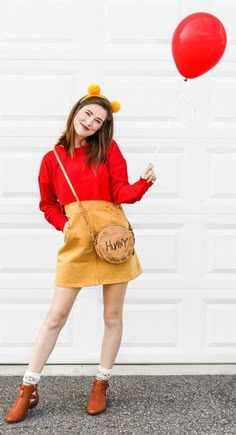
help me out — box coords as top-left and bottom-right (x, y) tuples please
(0, 0), (235, 363)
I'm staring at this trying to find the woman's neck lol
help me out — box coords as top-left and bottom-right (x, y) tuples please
(74, 138), (86, 148)
(73, 132), (85, 148)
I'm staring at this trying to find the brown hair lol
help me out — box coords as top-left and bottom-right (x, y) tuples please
(58, 96), (114, 167)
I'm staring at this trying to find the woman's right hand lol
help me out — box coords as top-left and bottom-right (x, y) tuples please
(141, 162), (156, 183)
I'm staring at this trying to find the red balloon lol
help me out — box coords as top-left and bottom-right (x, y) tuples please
(172, 12), (227, 79)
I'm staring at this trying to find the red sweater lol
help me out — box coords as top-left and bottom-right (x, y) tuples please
(38, 140), (153, 231)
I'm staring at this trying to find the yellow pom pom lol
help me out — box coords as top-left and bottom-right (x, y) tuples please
(111, 100), (121, 113)
(87, 84), (101, 96)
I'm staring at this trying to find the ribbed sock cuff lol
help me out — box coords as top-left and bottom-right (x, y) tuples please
(23, 370), (41, 386)
(96, 365), (112, 381)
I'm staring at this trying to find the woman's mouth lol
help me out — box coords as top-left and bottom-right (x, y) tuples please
(80, 123), (89, 131)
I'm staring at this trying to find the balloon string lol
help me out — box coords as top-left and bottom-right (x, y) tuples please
(151, 82), (195, 164)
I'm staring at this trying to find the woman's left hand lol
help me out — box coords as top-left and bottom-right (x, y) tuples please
(141, 162), (157, 183)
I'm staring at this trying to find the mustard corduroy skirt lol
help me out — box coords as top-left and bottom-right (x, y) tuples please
(55, 200), (142, 288)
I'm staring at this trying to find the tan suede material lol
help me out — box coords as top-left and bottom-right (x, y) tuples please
(94, 224), (135, 264)
(5, 384), (39, 424)
(56, 200), (142, 287)
(86, 379), (109, 415)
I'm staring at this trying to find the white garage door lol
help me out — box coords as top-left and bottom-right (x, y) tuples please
(0, 0), (235, 363)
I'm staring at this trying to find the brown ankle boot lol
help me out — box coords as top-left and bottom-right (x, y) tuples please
(86, 379), (109, 415)
(5, 384), (39, 424)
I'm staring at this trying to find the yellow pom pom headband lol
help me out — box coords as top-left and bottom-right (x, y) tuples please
(80, 84), (121, 113)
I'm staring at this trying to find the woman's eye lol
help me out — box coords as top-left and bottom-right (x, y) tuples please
(85, 111), (90, 116)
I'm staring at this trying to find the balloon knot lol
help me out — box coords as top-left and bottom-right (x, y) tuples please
(184, 78), (188, 82)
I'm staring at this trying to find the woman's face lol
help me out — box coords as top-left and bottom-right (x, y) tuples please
(73, 103), (107, 139)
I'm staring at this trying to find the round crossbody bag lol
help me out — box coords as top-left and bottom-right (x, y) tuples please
(54, 149), (135, 264)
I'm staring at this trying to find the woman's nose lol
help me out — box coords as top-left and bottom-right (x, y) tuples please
(86, 119), (93, 128)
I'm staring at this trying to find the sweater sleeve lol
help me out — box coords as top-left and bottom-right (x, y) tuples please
(106, 140), (153, 204)
(38, 154), (68, 231)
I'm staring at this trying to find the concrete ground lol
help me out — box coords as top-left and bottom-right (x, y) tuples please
(1, 366), (236, 435)
(1, 364), (236, 376)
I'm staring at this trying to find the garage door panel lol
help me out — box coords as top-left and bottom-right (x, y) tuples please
(0, 304), (72, 346)
(204, 298), (236, 348)
(210, 0), (236, 60)
(209, 151), (236, 199)
(210, 78), (236, 121)
(0, 0), (75, 60)
(107, 0), (181, 41)
(136, 226), (184, 275)
(0, 75), (72, 120)
(1, 0), (74, 41)
(207, 226), (236, 274)
(0, 153), (40, 196)
(0, 229), (61, 271)
(80, 0), (182, 60)
(123, 300), (183, 347)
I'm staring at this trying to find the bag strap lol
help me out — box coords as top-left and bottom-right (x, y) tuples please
(54, 148), (134, 238)
(54, 149), (80, 202)
(53, 149), (95, 242)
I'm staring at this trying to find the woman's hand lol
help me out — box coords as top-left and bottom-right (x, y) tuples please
(141, 162), (156, 183)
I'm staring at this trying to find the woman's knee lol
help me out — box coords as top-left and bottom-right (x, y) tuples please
(104, 310), (123, 329)
(44, 286), (80, 331)
(45, 310), (68, 330)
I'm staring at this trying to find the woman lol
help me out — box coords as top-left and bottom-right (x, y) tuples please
(5, 84), (156, 423)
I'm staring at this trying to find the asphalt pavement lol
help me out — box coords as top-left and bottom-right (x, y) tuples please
(1, 375), (236, 435)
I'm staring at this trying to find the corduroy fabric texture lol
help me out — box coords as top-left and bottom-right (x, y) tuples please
(55, 200), (142, 287)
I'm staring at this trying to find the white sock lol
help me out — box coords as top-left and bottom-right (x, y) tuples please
(96, 365), (112, 381)
(23, 370), (41, 386)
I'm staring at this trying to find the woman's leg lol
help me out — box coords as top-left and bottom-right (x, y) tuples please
(27, 285), (81, 373)
(100, 281), (128, 369)
(5, 285), (81, 424)
(86, 281), (128, 415)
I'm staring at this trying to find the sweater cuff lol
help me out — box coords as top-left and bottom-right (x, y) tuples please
(139, 177), (153, 191)
(58, 215), (68, 232)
